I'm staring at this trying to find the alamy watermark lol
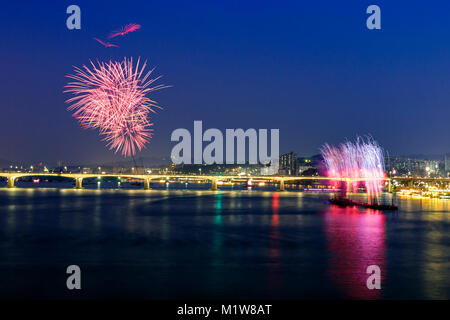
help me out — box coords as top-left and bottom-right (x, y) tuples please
(170, 121), (279, 175)
(66, 5), (81, 30)
(366, 5), (381, 30)
(366, 265), (381, 290)
(66, 265), (81, 290)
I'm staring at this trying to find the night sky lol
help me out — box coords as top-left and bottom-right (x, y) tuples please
(1, 1), (449, 165)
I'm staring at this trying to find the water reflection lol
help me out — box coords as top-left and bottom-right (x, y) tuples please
(268, 192), (281, 295)
(213, 193), (223, 252)
(323, 205), (386, 299)
(0, 188), (448, 299)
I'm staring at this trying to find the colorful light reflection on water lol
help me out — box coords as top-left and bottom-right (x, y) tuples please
(0, 188), (448, 299)
(323, 205), (386, 299)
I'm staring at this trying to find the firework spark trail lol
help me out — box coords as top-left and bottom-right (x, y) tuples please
(320, 137), (387, 202)
(64, 58), (167, 157)
(108, 23), (141, 39)
(93, 37), (119, 48)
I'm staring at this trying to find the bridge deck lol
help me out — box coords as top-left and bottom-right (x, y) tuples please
(0, 172), (448, 190)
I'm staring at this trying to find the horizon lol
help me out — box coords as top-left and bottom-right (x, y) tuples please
(1, 151), (448, 168)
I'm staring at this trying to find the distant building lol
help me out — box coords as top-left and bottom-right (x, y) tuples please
(279, 152), (298, 175)
(388, 156), (441, 177)
(173, 163), (262, 176)
(445, 154), (450, 173)
(297, 157), (314, 175)
(82, 167), (92, 174)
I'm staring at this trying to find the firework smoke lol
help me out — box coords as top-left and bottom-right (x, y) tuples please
(320, 137), (386, 201)
(64, 57), (166, 157)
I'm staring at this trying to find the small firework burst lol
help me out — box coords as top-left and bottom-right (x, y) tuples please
(64, 57), (167, 157)
(108, 23), (141, 39)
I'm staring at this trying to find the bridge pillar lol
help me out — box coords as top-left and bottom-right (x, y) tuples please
(211, 179), (218, 191)
(408, 180), (413, 188)
(75, 177), (83, 189)
(279, 179), (285, 192)
(143, 178), (151, 190)
(387, 179), (392, 193)
(7, 176), (15, 188)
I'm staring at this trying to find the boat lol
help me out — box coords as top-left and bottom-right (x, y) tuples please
(329, 197), (398, 211)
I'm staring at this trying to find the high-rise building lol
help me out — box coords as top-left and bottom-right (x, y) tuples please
(279, 152), (298, 175)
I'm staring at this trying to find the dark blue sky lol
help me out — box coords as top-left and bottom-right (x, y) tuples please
(0, 1), (449, 165)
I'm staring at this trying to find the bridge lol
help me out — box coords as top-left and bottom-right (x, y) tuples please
(0, 172), (448, 192)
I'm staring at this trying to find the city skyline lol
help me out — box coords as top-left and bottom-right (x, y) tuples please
(2, 151), (448, 178)
(0, 146), (448, 167)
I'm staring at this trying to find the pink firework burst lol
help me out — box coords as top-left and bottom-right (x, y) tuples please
(108, 23), (141, 39)
(64, 57), (167, 157)
(320, 137), (387, 203)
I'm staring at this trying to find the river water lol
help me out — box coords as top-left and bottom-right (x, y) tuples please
(0, 183), (448, 299)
